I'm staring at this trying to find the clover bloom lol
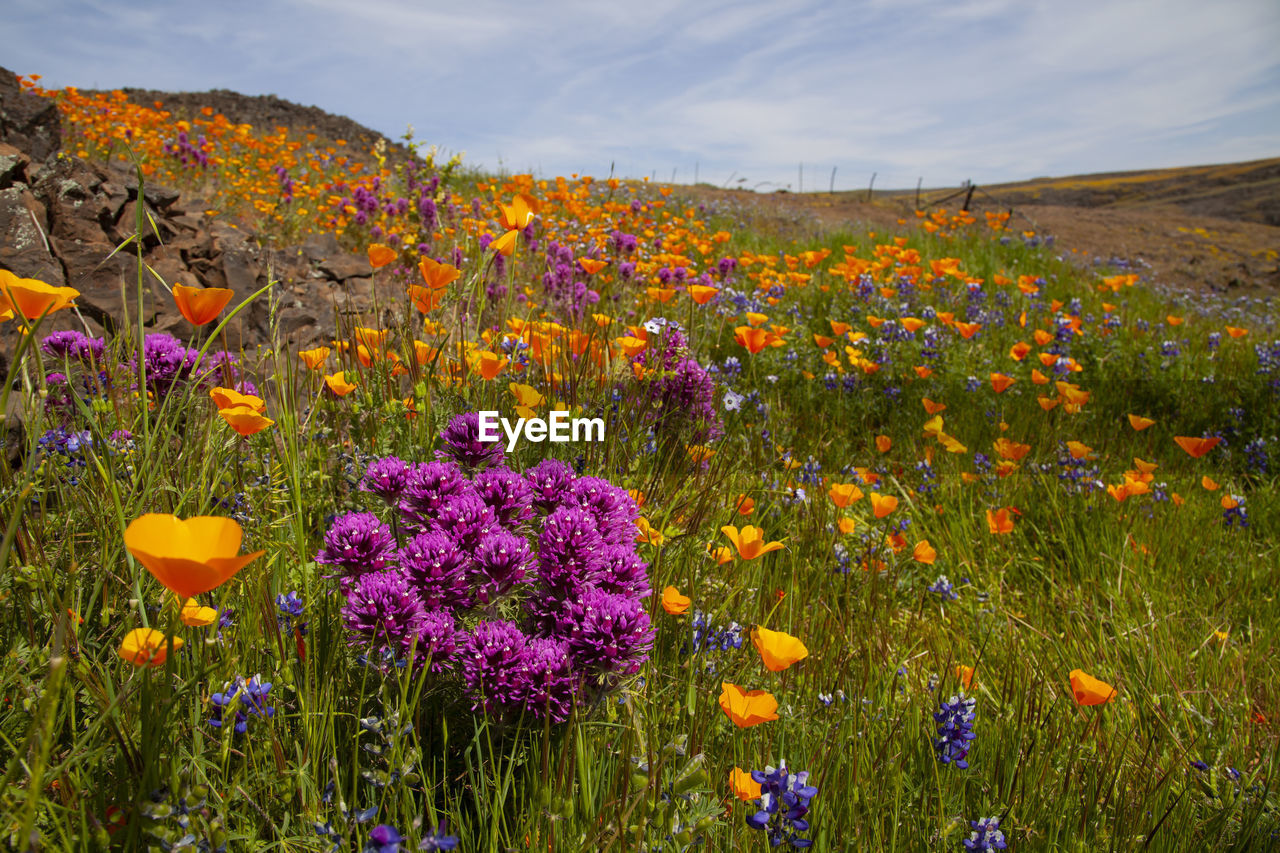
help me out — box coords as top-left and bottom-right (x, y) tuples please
(721, 525), (784, 560)
(752, 626), (808, 672)
(718, 681), (779, 728)
(119, 628), (184, 667)
(172, 284), (234, 327)
(1069, 669), (1116, 706)
(124, 514), (264, 598)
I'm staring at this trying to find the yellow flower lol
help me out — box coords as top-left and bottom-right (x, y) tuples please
(180, 597), (218, 627)
(124, 514), (264, 599)
(118, 628), (184, 668)
(0, 269), (79, 328)
(751, 626), (808, 672)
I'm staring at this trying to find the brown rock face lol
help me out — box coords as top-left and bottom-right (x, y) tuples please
(0, 68), (384, 353)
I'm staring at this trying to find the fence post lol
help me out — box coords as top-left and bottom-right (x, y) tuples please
(866, 172), (876, 202)
(829, 166), (837, 194)
(962, 182), (975, 211)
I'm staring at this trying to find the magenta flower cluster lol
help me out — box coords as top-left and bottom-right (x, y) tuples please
(319, 413), (653, 721)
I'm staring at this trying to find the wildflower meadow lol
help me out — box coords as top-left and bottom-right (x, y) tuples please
(1, 75), (1278, 851)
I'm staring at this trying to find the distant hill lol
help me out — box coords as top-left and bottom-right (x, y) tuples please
(900, 158), (1280, 228)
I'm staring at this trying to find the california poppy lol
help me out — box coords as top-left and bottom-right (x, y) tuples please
(578, 258), (608, 276)
(721, 525), (784, 560)
(687, 285), (719, 305)
(827, 483), (863, 508)
(325, 372), (357, 397)
(912, 540), (937, 564)
(180, 597), (218, 627)
(734, 495), (755, 516)
(922, 398), (946, 415)
(990, 373), (1015, 393)
(1069, 669), (1116, 706)
(367, 243), (396, 269)
(209, 387), (265, 413)
(734, 326), (777, 354)
(124, 514), (264, 599)
(470, 351), (507, 380)
(662, 586), (691, 615)
(956, 665), (975, 689)
(730, 767), (762, 801)
(1127, 414), (1155, 431)
(172, 284), (234, 327)
(635, 517), (666, 547)
(752, 626), (808, 672)
(1174, 436), (1221, 458)
(490, 230), (519, 256)
(875, 435), (892, 453)
(986, 507), (1014, 535)
(870, 493), (898, 518)
(0, 270), (80, 326)
(218, 405), (274, 436)
(118, 628), (184, 668)
(418, 256), (461, 290)
(718, 681), (779, 728)
(298, 347), (331, 370)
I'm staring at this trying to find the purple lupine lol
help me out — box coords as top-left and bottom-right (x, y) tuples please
(745, 761), (818, 848)
(317, 512), (398, 576)
(934, 693), (977, 769)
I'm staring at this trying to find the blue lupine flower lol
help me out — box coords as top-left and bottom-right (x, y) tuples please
(745, 761), (819, 848)
(934, 693), (977, 769)
(963, 816), (1008, 850)
(364, 824), (403, 853)
(418, 821), (460, 850)
(928, 575), (959, 602)
(209, 674), (274, 734)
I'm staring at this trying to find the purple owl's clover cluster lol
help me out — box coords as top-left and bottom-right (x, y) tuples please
(319, 412), (654, 722)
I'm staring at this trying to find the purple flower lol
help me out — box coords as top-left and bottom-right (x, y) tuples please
(413, 609), (456, 671)
(934, 692), (977, 769)
(746, 761), (818, 848)
(364, 824), (403, 853)
(472, 465), (535, 526)
(439, 411), (505, 468)
(565, 586), (654, 674)
(398, 461), (473, 528)
(341, 570), (426, 654)
(399, 531), (471, 610)
(460, 620), (529, 713)
(568, 477), (639, 541)
(317, 512), (398, 576)
(963, 816), (1008, 850)
(514, 637), (578, 721)
(536, 506), (606, 596)
(430, 493), (498, 551)
(470, 530), (533, 605)
(361, 456), (412, 503)
(524, 458), (575, 510)
(208, 674), (274, 735)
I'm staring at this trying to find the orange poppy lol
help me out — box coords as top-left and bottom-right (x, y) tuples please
(954, 322), (981, 339)
(875, 435), (892, 453)
(870, 493), (898, 518)
(418, 256), (461, 290)
(367, 243), (396, 268)
(324, 372), (357, 396)
(118, 628), (184, 668)
(1224, 326), (1247, 338)
(470, 351), (507, 380)
(734, 494), (756, 515)
(752, 626), (809, 672)
(990, 373), (1015, 393)
(578, 258), (608, 276)
(180, 598), (218, 627)
(498, 194), (537, 231)
(1127, 414), (1155, 431)
(922, 398), (946, 415)
(1069, 669), (1116, 706)
(172, 284), (234, 327)
(661, 586), (691, 615)
(718, 681), (779, 728)
(912, 540), (937, 564)
(209, 387), (265, 413)
(0, 271), (80, 326)
(490, 230), (519, 256)
(827, 483), (863, 508)
(1174, 436), (1221, 458)
(720, 525), (785, 560)
(730, 767), (762, 802)
(218, 405), (274, 436)
(299, 347), (331, 370)
(956, 665), (975, 689)
(1008, 341), (1031, 361)
(986, 507), (1014, 535)
(1201, 476), (1219, 491)
(124, 514), (264, 599)
(734, 326), (777, 354)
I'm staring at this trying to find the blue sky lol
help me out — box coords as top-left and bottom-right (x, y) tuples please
(7, 0), (1279, 191)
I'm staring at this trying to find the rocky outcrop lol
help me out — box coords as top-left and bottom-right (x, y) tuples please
(0, 68), (384, 354)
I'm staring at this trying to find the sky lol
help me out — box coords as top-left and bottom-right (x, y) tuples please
(6, 0), (1279, 191)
